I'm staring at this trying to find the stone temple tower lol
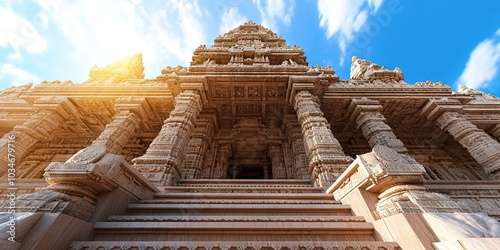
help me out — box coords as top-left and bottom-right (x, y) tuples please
(1, 21), (500, 250)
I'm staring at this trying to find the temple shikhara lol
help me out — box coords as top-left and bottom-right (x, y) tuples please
(2, 21), (500, 249)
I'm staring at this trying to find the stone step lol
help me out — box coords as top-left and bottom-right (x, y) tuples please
(162, 186), (323, 193)
(138, 198), (340, 205)
(69, 241), (401, 250)
(153, 192), (333, 200)
(126, 203), (352, 214)
(178, 179), (313, 185)
(106, 214), (367, 222)
(92, 221), (376, 236)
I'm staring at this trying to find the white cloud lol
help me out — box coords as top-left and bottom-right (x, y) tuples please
(35, 0), (207, 78)
(368, 0), (384, 13)
(252, 0), (295, 32)
(0, 64), (40, 86)
(318, 0), (385, 64)
(457, 38), (500, 89)
(164, 0), (206, 64)
(220, 7), (247, 34)
(0, 6), (47, 60)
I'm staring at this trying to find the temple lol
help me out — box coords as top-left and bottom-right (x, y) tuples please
(1, 21), (500, 249)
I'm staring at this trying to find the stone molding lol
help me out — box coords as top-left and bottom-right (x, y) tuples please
(69, 241), (400, 250)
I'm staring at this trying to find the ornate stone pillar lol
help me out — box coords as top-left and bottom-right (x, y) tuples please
(263, 163), (269, 179)
(268, 144), (286, 179)
(293, 91), (353, 187)
(348, 98), (408, 153)
(284, 116), (308, 180)
(91, 97), (148, 154)
(183, 116), (215, 179)
(489, 124), (500, 140)
(422, 98), (500, 179)
(0, 96), (78, 176)
(199, 145), (217, 179)
(133, 89), (202, 185)
(212, 144), (232, 179)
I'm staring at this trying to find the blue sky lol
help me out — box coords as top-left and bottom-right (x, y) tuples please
(1, 0), (500, 97)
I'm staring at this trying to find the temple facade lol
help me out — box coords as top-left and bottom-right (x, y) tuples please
(1, 21), (500, 249)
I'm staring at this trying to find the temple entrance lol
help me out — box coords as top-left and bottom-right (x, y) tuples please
(236, 165), (265, 179)
(226, 156), (272, 179)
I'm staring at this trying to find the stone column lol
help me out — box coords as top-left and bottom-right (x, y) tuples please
(91, 97), (148, 154)
(133, 90), (202, 185)
(422, 98), (500, 179)
(0, 96), (78, 176)
(489, 124), (500, 141)
(263, 163), (270, 179)
(183, 117), (215, 179)
(212, 144), (232, 179)
(284, 116), (309, 180)
(293, 91), (353, 187)
(268, 144), (286, 179)
(348, 98), (408, 153)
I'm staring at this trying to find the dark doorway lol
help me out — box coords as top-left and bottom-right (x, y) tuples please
(237, 165), (264, 179)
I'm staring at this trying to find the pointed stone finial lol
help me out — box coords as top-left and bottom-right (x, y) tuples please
(87, 53), (145, 83)
(350, 56), (404, 81)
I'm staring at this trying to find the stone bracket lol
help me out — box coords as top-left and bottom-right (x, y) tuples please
(327, 145), (425, 200)
(44, 148), (159, 201)
(420, 98), (463, 121)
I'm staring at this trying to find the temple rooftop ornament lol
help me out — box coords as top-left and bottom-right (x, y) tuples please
(86, 53), (145, 84)
(350, 56), (404, 82)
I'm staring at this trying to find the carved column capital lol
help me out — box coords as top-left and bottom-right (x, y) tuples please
(347, 98), (408, 154)
(420, 98), (463, 121)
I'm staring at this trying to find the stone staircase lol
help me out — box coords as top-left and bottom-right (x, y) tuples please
(70, 179), (400, 250)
